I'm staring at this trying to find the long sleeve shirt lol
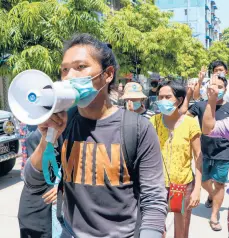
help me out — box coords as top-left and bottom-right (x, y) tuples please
(209, 117), (229, 140)
(23, 109), (167, 238)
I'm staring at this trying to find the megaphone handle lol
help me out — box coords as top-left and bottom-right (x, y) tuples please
(46, 127), (58, 144)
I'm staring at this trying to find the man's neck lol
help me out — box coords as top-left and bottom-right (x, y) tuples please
(78, 94), (117, 120)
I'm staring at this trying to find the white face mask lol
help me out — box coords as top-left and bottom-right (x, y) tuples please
(133, 101), (142, 110)
(69, 72), (106, 108)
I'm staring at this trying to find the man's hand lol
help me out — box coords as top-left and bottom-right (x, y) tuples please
(187, 80), (196, 98)
(198, 66), (207, 82)
(207, 74), (218, 102)
(42, 187), (58, 204)
(38, 111), (67, 141)
(127, 100), (134, 112)
(188, 188), (200, 210)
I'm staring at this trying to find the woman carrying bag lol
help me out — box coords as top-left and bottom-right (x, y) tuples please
(150, 80), (202, 238)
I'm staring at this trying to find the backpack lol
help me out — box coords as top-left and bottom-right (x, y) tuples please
(56, 107), (141, 237)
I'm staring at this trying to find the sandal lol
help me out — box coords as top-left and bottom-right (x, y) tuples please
(205, 197), (213, 208)
(209, 220), (222, 231)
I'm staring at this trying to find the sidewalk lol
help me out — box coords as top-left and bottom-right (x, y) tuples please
(166, 182), (229, 238)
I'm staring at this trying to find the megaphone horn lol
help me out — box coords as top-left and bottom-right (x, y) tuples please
(8, 69), (79, 142)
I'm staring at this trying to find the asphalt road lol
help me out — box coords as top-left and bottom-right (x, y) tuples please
(0, 158), (228, 238)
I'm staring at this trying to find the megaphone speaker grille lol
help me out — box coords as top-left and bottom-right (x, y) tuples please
(8, 69), (56, 125)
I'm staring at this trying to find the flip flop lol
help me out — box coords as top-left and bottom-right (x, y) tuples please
(209, 220), (222, 231)
(205, 197), (213, 208)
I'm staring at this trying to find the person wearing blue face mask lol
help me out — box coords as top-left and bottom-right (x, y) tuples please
(150, 81), (202, 238)
(121, 82), (154, 120)
(187, 72), (229, 232)
(22, 34), (167, 238)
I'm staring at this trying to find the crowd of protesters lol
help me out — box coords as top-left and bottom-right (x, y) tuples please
(16, 33), (229, 238)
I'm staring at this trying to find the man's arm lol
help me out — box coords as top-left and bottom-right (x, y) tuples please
(193, 67), (206, 100)
(179, 82), (195, 115)
(23, 113), (67, 191)
(202, 74), (218, 135)
(202, 100), (217, 135)
(202, 75), (229, 140)
(207, 118), (229, 140)
(23, 130), (50, 192)
(138, 118), (167, 238)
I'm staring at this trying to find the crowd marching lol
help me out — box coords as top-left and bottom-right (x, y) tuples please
(17, 33), (229, 238)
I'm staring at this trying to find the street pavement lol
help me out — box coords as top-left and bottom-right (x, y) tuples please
(0, 158), (228, 238)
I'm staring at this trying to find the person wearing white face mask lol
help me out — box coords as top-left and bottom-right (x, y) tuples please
(150, 80), (202, 238)
(22, 34), (167, 238)
(121, 82), (154, 119)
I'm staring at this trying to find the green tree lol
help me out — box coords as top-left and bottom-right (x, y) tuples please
(0, 0), (108, 79)
(208, 41), (229, 67)
(103, 0), (207, 79)
(176, 38), (209, 78)
(221, 27), (229, 47)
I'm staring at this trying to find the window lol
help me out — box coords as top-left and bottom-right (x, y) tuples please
(168, 10), (174, 13)
(184, 9), (188, 15)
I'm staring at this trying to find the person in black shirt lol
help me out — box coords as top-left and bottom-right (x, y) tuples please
(145, 73), (161, 112)
(187, 72), (229, 231)
(22, 33), (167, 238)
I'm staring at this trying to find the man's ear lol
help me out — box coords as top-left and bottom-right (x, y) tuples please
(103, 66), (115, 84)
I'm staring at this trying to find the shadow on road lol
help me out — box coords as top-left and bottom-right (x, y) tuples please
(0, 169), (22, 190)
(192, 203), (228, 219)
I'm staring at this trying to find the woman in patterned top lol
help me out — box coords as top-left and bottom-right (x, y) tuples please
(150, 80), (202, 238)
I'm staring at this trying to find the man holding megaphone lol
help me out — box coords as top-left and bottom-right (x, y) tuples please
(11, 34), (167, 238)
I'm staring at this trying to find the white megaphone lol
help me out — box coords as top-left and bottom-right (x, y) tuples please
(8, 69), (80, 143)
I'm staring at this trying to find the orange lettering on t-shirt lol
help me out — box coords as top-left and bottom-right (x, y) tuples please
(96, 144), (120, 186)
(62, 141), (131, 186)
(61, 140), (83, 183)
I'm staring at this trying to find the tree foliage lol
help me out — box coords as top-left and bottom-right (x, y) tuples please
(103, 0), (208, 79)
(221, 27), (229, 47)
(0, 0), (108, 79)
(0, 0), (224, 82)
(208, 41), (229, 67)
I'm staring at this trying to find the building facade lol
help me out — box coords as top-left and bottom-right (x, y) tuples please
(155, 0), (221, 48)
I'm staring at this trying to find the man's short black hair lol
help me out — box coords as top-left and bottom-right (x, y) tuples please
(211, 60), (228, 72)
(157, 80), (186, 108)
(63, 34), (118, 93)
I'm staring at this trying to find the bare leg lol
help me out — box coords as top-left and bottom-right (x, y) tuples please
(174, 182), (193, 238)
(202, 180), (214, 199)
(210, 181), (224, 230)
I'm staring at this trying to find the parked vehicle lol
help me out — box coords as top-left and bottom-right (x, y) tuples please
(0, 110), (20, 176)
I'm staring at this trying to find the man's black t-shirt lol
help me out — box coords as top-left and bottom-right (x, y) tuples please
(189, 101), (229, 161)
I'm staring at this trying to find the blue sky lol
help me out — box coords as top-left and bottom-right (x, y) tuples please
(216, 0), (229, 31)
